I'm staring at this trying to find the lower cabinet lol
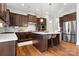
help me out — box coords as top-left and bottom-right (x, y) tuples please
(16, 32), (32, 42)
(33, 34), (48, 52)
(0, 41), (16, 56)
(33, 34), (60, 52)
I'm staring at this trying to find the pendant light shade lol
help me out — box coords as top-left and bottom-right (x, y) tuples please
(40, 3), (43, 22)
(40, 18), (43, 22)
(49, 3), (52, 23)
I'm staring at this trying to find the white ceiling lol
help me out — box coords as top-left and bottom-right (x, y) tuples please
(7, 3), (76, 18)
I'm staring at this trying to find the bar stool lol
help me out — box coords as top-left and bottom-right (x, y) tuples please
(50, 34), (57, 47)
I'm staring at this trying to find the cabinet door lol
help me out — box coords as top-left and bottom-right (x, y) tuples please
(0, 3), (7, 20)
(19, 15), (27, 26)
(0, 41), (16, 56)
(15, 14), (25, 26)
(29, 15), (32, 22)
(31, 15), (37, 23)
(10, 13), (15, 26)
(5, 9), (10, 25)
(33, 34), (48, 52)
(20, 15), (24, 26)
(23, 16), (27, 26)
(15, 14), (20, 26)
(27, 14), (37, 23)
(10, 13), (28, 26)
(39, 35), (48, 52)
(10, 13), (21, 26)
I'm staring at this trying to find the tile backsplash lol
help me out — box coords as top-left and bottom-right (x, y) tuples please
(2, 24), (36, 32)
(0, 20), (36, 32)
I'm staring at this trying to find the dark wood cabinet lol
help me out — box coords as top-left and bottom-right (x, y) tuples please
(27, 14), (37, 23)
(33, 34), (48, 52)
(19, 15), (27, 26)
(5, 9), (10, 25)
(37, 18), (46, 25)
(16, 32), (32, 42)
(0, 3), (7, 21)
(10, 13), (16, 26)
(59, 17), (63, 27)
(32, 33), (60, 52)
(59, 12), (76, 27)
(15, 14), (21, 26)
(36, 18), (46, 31)
(0, 41), (16, 56)
(9, 13), (38, 26)
(10, 12), (27, 26)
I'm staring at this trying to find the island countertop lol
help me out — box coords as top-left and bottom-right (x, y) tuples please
(32, 31), (60, 35)
(0, 33), (17, 42)
(32, 32), (60, 52)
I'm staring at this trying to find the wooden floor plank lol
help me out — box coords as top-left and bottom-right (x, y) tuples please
(17, 41), (79, 56)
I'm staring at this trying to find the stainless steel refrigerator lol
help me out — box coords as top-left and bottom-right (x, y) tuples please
(63, 20), (76, 44)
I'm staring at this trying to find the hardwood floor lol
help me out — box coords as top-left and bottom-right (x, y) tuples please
(16, 41), (79, 56)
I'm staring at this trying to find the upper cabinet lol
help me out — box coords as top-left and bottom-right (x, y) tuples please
(37, 18), (46, 25)
(59, 12), (76, 27)
(36, 18), (46, 31)
(0, 3), (7, 20)
(10, 13), (16, 26)
(5, 9), (10, 25)
(27, 14), (37, 23)
(9, 12), (27, 26)
(59, 12), (76, 22)
(18, 14), (27, 26)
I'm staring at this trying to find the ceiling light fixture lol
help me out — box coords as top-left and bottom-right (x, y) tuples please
(49, 21), (52, 23)
(64, 3), (67, 5)
(49, 3), (52, 22)
(36, 9), (39, 11)
(21, 3), (24, 6)
(40, 3), (44, 22)
(40, 18), (43, 22)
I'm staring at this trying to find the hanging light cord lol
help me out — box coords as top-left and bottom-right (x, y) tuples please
(41, 3), (43, 18)
(49, 3), (52, 19)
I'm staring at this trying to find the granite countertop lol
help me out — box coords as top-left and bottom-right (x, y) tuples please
(32, 31), (60, 35)
(0, 33), (17, 42)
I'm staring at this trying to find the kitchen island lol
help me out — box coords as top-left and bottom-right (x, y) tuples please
(32, 32), (60, 52)
(0, 33), (17, 56)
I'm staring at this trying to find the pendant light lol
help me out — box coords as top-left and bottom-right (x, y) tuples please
(49, 3), (52, 23)
(21, 3), (24, 6)
(40, 18), (43, 22)
(40, 3), (43, 23)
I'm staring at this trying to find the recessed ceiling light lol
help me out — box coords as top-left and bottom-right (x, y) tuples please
(49, 21), (52, 23)
(64, 3), (67, 5)
(36, 9), (39, 11)
(21, 3), (24, 6)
